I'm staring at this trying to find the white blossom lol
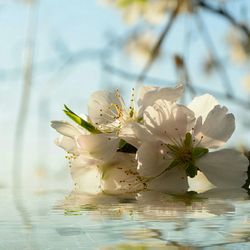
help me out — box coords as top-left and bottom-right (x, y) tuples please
(70, 152), (146, 194)
(88, 84), (183, 147)
(136, 94), (248, 192)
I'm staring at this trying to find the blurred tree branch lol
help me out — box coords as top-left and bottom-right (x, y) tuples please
(174, 54), (196, 97)
(12, 2), (39, 189)
(194, 12), (234, 98)
(103, 62), (250, 109)
(198, 0), (250, 37)
(0, 49), (103, 81)
(136, 0), (183, 84)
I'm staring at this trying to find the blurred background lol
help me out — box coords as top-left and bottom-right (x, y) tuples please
(1, 0), (250, 191)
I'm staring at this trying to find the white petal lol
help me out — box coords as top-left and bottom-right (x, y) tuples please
(77, 134), (119, 162)
(101, 153), (145, 194)
(144, 100), (195, 143)
(188, 171), (216, 193)
(197, 149), (248, 189)
(188, 94), (219, 121)
(136, 142), (171, 177)
(51, 121), (84, 138)
(195, 105), (235, 148)
(71, 156), (101, 194)
(119, 122), (153, 148)
(138, 85), (157, 100)
(148, 166), (189, 194)
(138, 84), (184, 116)
(55, 135), (78, 154)
(88, 90), (120, 125)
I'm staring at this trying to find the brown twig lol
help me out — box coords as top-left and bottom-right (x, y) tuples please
(136, 0), (183, 85)
(173, 54), (196, 97)
(198, 0), (250, 37)
(103, 62), (250, 109)
(194, 12), (234, 98)
(103, 62), (175, 85)
(0, 48), (103, 82)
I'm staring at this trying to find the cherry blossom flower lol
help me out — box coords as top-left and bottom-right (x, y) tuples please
(51, 120), (89, 156)
(102, 0), (196, 25)
(51, 122), (146, 194)
(51, 85), (183, 194)
(68, 152), (146, 194)
(52, 86), (247, 195)
(136, 94), (248, 193)
(88, 84), (183, 147)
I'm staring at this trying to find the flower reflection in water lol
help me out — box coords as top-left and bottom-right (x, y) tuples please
(57, 189), (250, 248)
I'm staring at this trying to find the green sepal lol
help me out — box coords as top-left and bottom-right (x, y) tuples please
(185, 163), (198, 178)
(184, 132), (192, 148)
(63, 105), (100, 134)
(118, 139), (127, 149)
(192, 147), (208, 159)
(167, 159), (181, 170)
(137, 117), (143, 123)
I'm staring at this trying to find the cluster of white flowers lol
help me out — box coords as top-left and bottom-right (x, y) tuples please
(51, 84), (248, 195)
(102, 0), (195, 25)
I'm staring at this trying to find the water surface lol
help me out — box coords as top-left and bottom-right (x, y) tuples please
(1, 188), (250, 249)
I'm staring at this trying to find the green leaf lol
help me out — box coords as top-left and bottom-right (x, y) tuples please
(192, 147), (208, 159)
(63, 105), (100, 134)
(184, 132), (192, 148)
(185, 163), (197, 178)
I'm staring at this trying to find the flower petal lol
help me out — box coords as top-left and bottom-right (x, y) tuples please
(119, 122), (153, 147)
(188, 171), (216, 193)
(138, 84), (184, 116)
(148, 166), (189, 194)
(101, 153), (145, 194)
(71, 156), (101, 194)
(195, 105), (235, 148)
(188, 94), (219, 121)
(88, 90), (120, 126)
(77, 134), (120, 162)
(197, 149), (248, 189)
(55, 135), (78, 154)
(144, 100), (195, 143)
(136, 142), (171, 177)
(51, 120), (84, 138)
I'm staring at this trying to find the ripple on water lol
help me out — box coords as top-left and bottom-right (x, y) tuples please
(1, 188), (250, 249)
